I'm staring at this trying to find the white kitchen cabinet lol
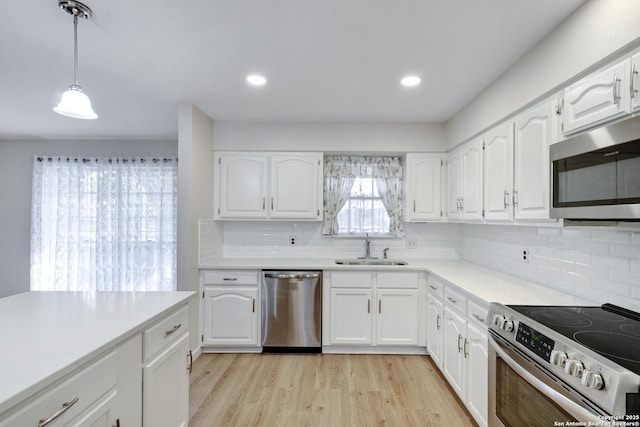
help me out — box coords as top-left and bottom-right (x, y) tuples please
(201, 270), (260, 349)
(563, 58), (631, 135)
(143, 333), (190, 427)
(465, 322), (489, 427)
(202, 287), (259, 347)
(325, 271), (424, 349)
(514, 99), (558, 221)
(376, 289), (418, 345)
(443, 305), (467, 399)
(445, 148), (462, 220)
(632, 53), (640, 112)
(426, 292), (444, 369)
(270, 154), (323, 219)
(214, 152), (322, 220)
(483, 123), (514, 222)
(404, 153), (443, 221)
(447, 139), (484, 221)
(330, 288), (373, 345)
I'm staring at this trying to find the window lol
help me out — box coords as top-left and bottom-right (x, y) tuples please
(30, 156), (178, 292)
(336, 177), (390, 234)
(323, 156), (404, 236)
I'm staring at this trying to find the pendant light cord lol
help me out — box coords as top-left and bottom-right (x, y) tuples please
(73, 14), (78, 86)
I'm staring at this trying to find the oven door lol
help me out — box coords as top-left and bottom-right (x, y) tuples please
(488, 334), (603, 426)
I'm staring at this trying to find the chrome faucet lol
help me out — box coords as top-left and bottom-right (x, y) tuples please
(358, 233), (377, 259)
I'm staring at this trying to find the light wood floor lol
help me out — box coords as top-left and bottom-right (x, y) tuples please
(189, 353), (477, 427)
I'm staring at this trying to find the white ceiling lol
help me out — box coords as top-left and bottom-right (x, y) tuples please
(1, 0), (584, 140)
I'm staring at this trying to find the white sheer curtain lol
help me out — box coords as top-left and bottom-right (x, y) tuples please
(30, 156), (178, 291)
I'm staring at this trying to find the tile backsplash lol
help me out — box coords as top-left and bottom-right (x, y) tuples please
(199, 219), (640, 312)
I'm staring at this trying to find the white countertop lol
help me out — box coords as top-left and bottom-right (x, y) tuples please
(0, 291), (195, 415)
(201, 258), (593, 306)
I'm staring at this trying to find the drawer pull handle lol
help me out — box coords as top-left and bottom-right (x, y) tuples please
(223, 278), (238, 281)
(165, 324), (182, 336)
(379, 300), (382, 314)
(188, 350), (193, 374)
(463, 338), (469, 359)
(447, 296), (457, 304)
(436, 314), (441, 330)
(252, 299), (256, 313)
(38, 397), (79, 427)
(472, 313), (486, 323)
(367, 299), (370, 313)
(429, 285), (437, 291)
(457, 334), (463, 353)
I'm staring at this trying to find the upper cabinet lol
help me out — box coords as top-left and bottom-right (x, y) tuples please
(514, 99), (559, 221)
(404, 153), (443, 222)
(446, 139), (484, 222)
(562, 58), (632, 135)
(632, 53), (640, 112)
(214, 152), (323, 220)
(483, 123), (514, 222)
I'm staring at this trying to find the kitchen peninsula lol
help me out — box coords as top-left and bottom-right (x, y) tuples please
(0, 291), (195, 426)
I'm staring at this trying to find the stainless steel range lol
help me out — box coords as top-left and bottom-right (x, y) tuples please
(487, 302), (640, 426)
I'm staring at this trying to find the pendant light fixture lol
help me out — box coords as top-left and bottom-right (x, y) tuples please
(53, 0), (98, 119)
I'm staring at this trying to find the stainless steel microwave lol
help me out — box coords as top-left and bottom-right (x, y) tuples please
(550, 115), (640, 220)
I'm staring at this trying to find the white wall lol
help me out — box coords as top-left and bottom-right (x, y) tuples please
(0, 139), (178, 298)
(213, 122), (446, 152)
(177, 103), (215, 353)
(445, 0), (640, 147)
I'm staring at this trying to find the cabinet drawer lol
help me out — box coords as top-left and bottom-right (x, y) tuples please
(202, 270), (259, 285)
(376, 272), (420, 289)
(427, 276), (445, 299)
(144, 306), (189, 361)
(0, 352), (116, 427)
(330, 271), (372, 288)
(467, 300), (489, 328)
(444, 286), (467, 315)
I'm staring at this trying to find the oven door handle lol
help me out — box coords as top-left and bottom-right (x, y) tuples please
(489, 336), (601, 423)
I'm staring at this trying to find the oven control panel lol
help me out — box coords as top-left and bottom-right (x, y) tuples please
(515, 322), (555, 362)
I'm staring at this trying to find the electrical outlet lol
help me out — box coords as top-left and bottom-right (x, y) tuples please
(289, 235), (297, 246)
(522, 248), (529, 263)
(406, 239), (417, 249)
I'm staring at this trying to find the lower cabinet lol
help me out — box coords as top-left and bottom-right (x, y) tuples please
(200, 270), (261, 350)
(202, 287), (259, 347)
(326, 271), (423, 349)
(143, 333), (190, 427)
(430, 275), (489, 427)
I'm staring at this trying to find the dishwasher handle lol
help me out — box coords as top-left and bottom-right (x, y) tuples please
(264, 272), (320, 279)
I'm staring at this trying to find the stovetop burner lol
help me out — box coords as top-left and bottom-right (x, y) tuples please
(509, 304), (640, 375)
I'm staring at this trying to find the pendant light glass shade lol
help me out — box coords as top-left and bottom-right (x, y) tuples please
(54, 84), (97, 119)
(54, 1), (97, 120)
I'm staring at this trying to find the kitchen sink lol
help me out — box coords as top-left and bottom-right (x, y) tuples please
(334, 259), (408, 266)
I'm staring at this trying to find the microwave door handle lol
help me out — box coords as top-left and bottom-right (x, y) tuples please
(489, 336), (601, 423)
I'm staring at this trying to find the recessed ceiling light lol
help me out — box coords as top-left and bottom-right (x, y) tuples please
(246, 75), (267, 86)
(401, 75), (421, 87)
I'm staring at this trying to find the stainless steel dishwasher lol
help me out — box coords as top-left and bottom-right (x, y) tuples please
(261, 271), (322, 351)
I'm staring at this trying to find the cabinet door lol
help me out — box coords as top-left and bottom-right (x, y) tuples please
(143, 333), (189, 427)
(462, 138), (484, 221)
(330, 288), (373, 345)
(203, 287), (259, 347)
(217, 154), (269, 219)
(632, 53), (640, 112)
(270, 154), (322, 219)
(446, 149), (462, 221)
(426, 295), (444, 369)
(405, 154), (442, 221)
(376, 289), (418, 345)
(563, 58), (631, 135)
(514, 101), (556, 221)
(483, 124), (514, 222)
(68, 389), (118, 427)
(442, 306), (467, 400)
(465, 323), (488, 427)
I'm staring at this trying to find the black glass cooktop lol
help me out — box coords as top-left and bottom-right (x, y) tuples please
(508, 304), (640, 375)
